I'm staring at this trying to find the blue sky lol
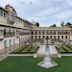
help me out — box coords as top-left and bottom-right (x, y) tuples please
(0, 0), (72, 26)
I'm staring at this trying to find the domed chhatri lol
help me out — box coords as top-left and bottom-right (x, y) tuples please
(38, 38), (58, 68)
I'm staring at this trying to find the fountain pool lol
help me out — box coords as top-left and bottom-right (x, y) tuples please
(38, 40), (58, 68)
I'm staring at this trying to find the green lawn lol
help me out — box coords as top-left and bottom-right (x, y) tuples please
(0, 56), (72, 72)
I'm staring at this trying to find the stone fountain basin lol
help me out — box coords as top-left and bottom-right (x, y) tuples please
(38, 61), (58, 68)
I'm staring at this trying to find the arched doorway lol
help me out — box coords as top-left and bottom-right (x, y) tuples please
(9, 39), (11, 47)
(4, 40), (7, 48)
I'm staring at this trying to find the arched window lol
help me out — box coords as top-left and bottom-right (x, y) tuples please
(50, 36), (52, 39)
(9, 39), (11, 47)
(9, 29), (11, 34)
(31, 36), (33, 40)
(54, 36), (56, 39)
(35, 31), (37, 35)
(4, 29), (6, 35)
(62, 36), (63, 39)
(66, 31), (67, 34)
(35, 36), (37, 39)
(43, 31), (45, 35)
(43, 36), (45, 38)
(13, 39), (15, 45)
(4, 12), (6, 17)
(1, 11), (3, 16)
(31, 31), (33, 35)
(58, 36), (60, 39)
(39, 36), (41, 39)
(4, 40), (7, 48)
(66, 36), (68, 39)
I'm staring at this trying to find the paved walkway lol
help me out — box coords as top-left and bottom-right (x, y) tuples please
(7, 53), (72, 57)
(49, 45), (58, 55)
(8, 54), (33, 56)
(61, 54), (72, 56)
(37, 44), (58, 55)
(37, 44), (46, 55)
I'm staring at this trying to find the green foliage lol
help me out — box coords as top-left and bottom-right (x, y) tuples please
(35, 22), (39, 27)
(50, 24), (56, 27)
(56, 44), (72, 53)
(12, 45), (39, 54)
(65, 22), (72, 27)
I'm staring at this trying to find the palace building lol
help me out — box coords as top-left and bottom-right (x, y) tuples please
(0, 5), (71, 51)
(0, 5), (32, 50)
(31, 27), (71, 43)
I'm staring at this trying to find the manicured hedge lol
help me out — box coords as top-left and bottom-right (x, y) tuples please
(11, 45), (39, 54)
(13, 45), (29, 52)
(56, 44), (72, 53)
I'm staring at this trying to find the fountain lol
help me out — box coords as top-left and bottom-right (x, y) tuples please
(38, 38), (58, 68)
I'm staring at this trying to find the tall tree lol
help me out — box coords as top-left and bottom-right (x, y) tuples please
(35, 22), (39, 27)
(65, 22), (72, 27)
(50, 24), (56, 27)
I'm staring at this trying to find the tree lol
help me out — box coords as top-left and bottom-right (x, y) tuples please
(50, 24), (56, 27)
(35, 22), (39, 27)
(65, 22), (72, 27)
(61, 21), (64, 27)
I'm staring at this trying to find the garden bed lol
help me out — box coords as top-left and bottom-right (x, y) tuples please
(56, 44), (72, 53)
(11, 45), (39, 54)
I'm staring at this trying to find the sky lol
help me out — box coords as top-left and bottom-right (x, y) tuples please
(0, 0), (72, 26)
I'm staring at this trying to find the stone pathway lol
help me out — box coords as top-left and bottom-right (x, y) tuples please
(61, 54), (72, 56)
(37, 44), (58, 55)
(49, 45), (58, 55)
(37, 44), (46, 55)
(8, 54), (33, 56)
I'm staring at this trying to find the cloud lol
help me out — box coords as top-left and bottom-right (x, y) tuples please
(27, 0), (72, 25)
(19, 1), (26, 5)
(0, 0), (72, 26)
(33, 7), (60, 17)
(29, 1), (33, 5)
